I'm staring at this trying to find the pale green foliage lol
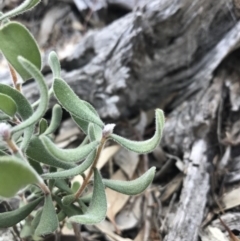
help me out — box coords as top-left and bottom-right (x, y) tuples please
(69, 168), (107, 224)
(110, 109), (165, 154)
(53, 78), (104, 127)
(0, 93), (17, 117)
(0, 22), (41, 80)
(0, 156), (40, 198)
(41, 135), (99, 163)
(43, 104), (62, 135)
(0, 0), (165, 237)
(41, 149), (97, 179)
(27, 136), (75, 169)
(0, 197), (43, 228)
(103, 167), (156, 195)
(35, 195), (59, 236)
(0, 83), (34, 150)
(11, 57), (48, 133)
(48, 51), (61, 78)
(0, 0), (40, 21)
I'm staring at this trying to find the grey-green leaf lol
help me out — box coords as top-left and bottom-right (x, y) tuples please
(110, 109), (165, 154)
(0, 93), (17, 117)
(0, 22), (41, 81)
(39, 118), (48, 134)
(43, 104), (62, 135)
(26, 137), (75, 170)
(41, 149), (96, 180)
(53, 78), (104, 127)
(35, 195), (58, 236)
(41, 135), (98, 163)
(48, 51), (61, 78)
(0, 197), (43, 228)
(68, 168), (107, 225)
(57, 210), (66, 222)
(54, 195), (82, 217)
(0, 84), (33, 150)
(11, 57), (48, 134)
(0, 0), (40, 21)
(31, 209), (42, 230)
(20, 217), (34, 238)
(88, 122), (102, 141)
(72, 115), (89, 134)
(54, 179), (72, 194)
(0, 156), (41, 198)
(62, 194), (75, 206)
(103, 167), (156, 195)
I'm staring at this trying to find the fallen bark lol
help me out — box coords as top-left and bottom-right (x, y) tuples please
(20, 0), (239, 119)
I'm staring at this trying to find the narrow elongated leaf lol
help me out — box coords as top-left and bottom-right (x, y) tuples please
(57, 210), (66, 222)
(20, 217), (34, 238)
(0, 0), (40, 21)
(0, 84), (33, 150)
(43, 104), (62, 135)
(54, 196), (82, 217)
(54, 179), (72, 194)
(0, 22), (41, 81)
(0, 197), (43, 228)
(53, 78), (104, 127)
(0, 112), (9, 121)
(29, 159), (43, 175)
(72, 101), (101, 135)
(103, 167), (156, 195)
(69, 168), (107, 224)
(31, 209), (42, 230)
(110, 109), (164, 154)
(35, 195), (59, 236)
(39, 118), (48, 134)
(26, 137), (75, 169)
(0, 93), (17, 117)
(11, 57), (48, 134)
(41, 135), (98, 163)
(83, 100), (100, 116)
(48, 167), (56, 191)
(42, 150), (96, 179)
(93, 124), (102, 141)
(88, 123), (96, 141)
(72, 115), (89, 134)
(62, 194), (75, 206)
(48, 51), (61, 78)
(80, 193), (92, 204)
(0, 156), (41, 198)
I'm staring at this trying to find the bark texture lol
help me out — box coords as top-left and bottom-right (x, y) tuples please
(21, 0), (238, 118)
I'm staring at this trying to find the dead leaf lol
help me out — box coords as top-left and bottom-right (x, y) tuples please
(221, 187), (240, 211)
(97, 145), (121, 170)
(219, 217), (240, 241)
(200, 226), (228, 241)
(96, 221), (133, 241)
(160, 173), (184, 202)
(134, 228), (144, 241)
(115, 197), (142, 231)
(114, 148), (139, 178)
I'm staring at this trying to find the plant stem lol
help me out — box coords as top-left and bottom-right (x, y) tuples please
(38, 181), (50, 195)
(74, 136), (107, 200)
(8, 64), (21, 92)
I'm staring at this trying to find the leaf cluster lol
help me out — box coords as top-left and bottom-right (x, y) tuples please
(0, 0), (165, 238)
